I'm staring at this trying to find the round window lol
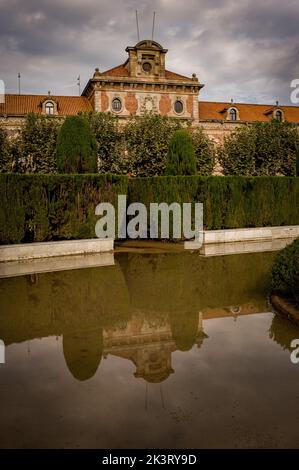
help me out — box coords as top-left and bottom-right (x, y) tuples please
(142, 62), (152, 72)
(111, 98), (122, 112)
(174, 100), (183, 114)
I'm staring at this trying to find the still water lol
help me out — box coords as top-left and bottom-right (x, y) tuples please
(1, 248), (299, 448)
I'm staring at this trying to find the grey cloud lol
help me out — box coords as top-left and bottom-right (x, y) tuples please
(0, 0), (298, 104)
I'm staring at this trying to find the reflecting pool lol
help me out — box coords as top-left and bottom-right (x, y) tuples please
(1, 249), (299, 448)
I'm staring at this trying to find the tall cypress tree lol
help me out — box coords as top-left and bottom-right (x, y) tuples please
(165, 129), (197, 175)
(56, 115), (97, 173)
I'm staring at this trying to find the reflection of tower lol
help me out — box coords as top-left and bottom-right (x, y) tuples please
(134, 342), (174, 383)
(103, 312), (207, 383)
(103, 317), (176, 383)
(63, 328), (103, 381)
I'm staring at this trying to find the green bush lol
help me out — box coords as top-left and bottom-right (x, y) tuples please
(165, 129), (197, 175)
(271, 238), (299, 303)
(219, 121), (299, 176)
(296, 145), (299, 177)
(56, 116), (97, 173)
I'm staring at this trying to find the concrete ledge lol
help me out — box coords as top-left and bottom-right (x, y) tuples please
(199, 237), (296, 257)
(0, 252), (114, 278)
(0, 238), (114, 262)
(198, 225), (299, 245)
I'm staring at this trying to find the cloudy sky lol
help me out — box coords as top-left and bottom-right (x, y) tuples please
(1, 0), (298, 104)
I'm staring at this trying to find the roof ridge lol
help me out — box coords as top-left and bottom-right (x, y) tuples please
(3, 93), (89, 99)
(165, 68), (191, 79)
(199, 100), (299, 108)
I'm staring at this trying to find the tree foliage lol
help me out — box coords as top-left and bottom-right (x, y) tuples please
(165, 129), (197, 175)
(123, 114), (181, 176)
(191, 127), (215, 175)
(0, 125), (12, 172)
(56, 115), (97, 173)
(8, 114), (61, 173)
(86, 112), (127, 174)
(219, 121), (299, 176)
(1, 113), (298, 177)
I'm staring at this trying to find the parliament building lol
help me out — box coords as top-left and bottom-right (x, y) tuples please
(1, 39), (299, 144)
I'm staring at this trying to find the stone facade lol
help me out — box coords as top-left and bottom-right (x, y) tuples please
(0, 39), (299, 142)
(82, 40), (201, 123)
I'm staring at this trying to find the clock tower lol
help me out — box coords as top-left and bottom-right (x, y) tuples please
(82, 40), (203, 123)
(125, 40), (168, 79)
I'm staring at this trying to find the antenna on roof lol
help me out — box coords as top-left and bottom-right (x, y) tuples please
(18, 72), (21, 95)
(151, 11), (156, 41)
(77, 75), (81, 95)
(135, 10), (140, 42)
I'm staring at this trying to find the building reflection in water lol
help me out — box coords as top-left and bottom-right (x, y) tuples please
(101, 312), (207, 383)
(0, 250), (280, 383)
(61, 302), (278, 383)
(61, 312), (208, 383)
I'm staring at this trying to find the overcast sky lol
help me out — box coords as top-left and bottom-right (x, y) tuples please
(1, 0), (299, 104)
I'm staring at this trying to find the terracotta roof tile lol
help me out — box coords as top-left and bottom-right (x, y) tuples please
(2, 94), (298, 123)
(100, 64), (192, 81)
(0, 94), (92, 116)
(101, 64), (130, 77)
(164, 69), (192, 81)
(198, 101), (299, 123)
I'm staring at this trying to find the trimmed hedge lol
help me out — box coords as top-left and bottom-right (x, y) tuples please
(0, 174), (298, 243)
(0, 174), (128, 244)
(128, 176), (299, 231)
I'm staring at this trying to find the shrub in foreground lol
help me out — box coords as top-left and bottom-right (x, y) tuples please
(271, 238), (299, 303)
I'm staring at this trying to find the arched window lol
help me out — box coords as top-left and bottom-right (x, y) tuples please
(275, 110), (283, 122)
(174, 100), (183, 114)
(45, 101), (54, 115)
(111, 97), (122, 112)
(229, 108), (237, 121)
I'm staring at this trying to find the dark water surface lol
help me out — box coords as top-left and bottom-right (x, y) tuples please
(1, 250), (299, 448)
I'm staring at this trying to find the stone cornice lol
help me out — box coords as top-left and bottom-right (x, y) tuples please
(82, 78), (203, 96)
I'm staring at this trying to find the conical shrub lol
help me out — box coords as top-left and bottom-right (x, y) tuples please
(56, 115), (97, 173)
(165, 129), (197, 175)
